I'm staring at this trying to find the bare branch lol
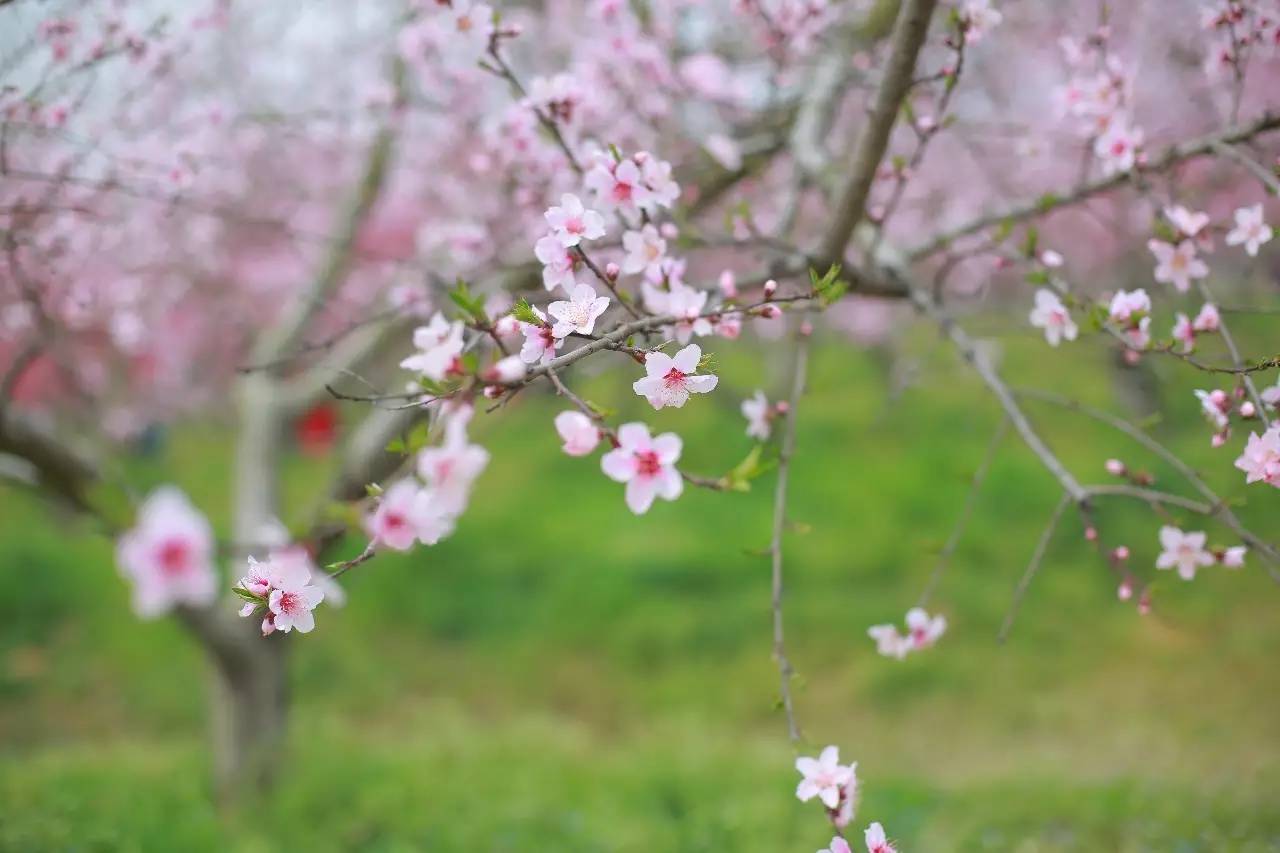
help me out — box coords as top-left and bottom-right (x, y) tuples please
(819, 0), (939, 265)
(999, 494), (1070, 643)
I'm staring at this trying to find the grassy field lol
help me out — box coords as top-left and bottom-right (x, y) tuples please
(2, 325), (1279, 851)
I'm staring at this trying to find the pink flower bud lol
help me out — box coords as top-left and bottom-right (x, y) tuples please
(605, 262), (620, 280)
(1113, 545), (1130, 561)
(1241, 401), (1256, 418)
(1105, 458), (1126, 476)
(1123, 349), (1142, 366)
(1211, 431), (1228, 448)
(1137, 590), (1151, 615)
(775, 400), (791, 415)
(763, 279), (778, 299)
(759, 304), (781, 319)
(800, 321), (814, 337)
(483, 385), (503, 399)
(1085, 526), (1098, 542)
(1117, 579), (1133, 601)
(660, 222), (679, 239)
(718, 270), (738, 298)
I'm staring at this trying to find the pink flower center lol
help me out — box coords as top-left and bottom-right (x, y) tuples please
(384, 511), (407, 531)
(612, 181), (633, 203)
(565, 216), (584, 235)
(1110, 139), (1128, 156)
(635, 449), (662, 478)
(663, 366), (687, 388)
(156, 538), (190, 576)
(277, 590), (302, 616)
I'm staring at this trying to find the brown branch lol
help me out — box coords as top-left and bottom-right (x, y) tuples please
(818, 0), (939, 265)
(910, 111), (1280, 259)
(998, 494), (1070, 643)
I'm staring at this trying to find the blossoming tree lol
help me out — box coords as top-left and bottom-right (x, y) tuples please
(2, 0), (1278, 838)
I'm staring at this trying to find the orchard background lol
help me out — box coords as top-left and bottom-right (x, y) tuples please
(1, 0), (1279, 850)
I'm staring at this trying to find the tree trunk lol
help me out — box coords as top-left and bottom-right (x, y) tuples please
(208, 625), (290, 801)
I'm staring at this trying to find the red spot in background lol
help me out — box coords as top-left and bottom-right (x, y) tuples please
(295, 402), (339, 455)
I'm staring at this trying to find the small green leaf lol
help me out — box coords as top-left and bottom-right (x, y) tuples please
(512, 297), (542, 325)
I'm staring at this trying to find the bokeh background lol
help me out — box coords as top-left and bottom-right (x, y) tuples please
(3, 325), (1279, 851)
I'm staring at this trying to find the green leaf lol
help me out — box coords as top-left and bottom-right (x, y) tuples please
(448, 279), (487, 324)
(511, 297), (542, 325)
(231, 586), (266, 604)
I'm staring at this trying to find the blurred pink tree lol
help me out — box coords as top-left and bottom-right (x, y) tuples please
(2, 0), (1278, 835)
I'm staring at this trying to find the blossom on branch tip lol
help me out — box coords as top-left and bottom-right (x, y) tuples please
(865, 822), (897, 853)
(600, 422), (683, 514)
(741, 391), (771, 440)
(547, 283), (609, 338)
(544, 194), (605, 247)
(1192, 302), (1220, 333)
(1164, 205), (1210, 239)
(1028, 289), (1077, 347)
(236, 548), (326, 635)
(535, 234), (578, 292)
(1155, 526), (1214, 580)
(1225, 204), (1272, 257)
(1234, 425), (1280, 487)
(401, 312), (465, 381)
(621, 225), (667, 277)
(795, 745), (856, 809)
(519, 305), (561, 364)
(632, 344), (718, 410)
(116, 487), (217, 618)
(555, 410), (601, 456)
(364, 480), (454, 551)
(1148, 239), (1207, 292)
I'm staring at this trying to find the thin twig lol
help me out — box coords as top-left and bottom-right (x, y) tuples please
(999, 494), (1070, 643)
(769, 321), (810, 743)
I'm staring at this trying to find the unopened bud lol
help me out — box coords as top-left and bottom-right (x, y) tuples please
(660, 222), (679, 239)
(1137, 590), (1151, 615)
(800, 320), (814, 337)
(1117, 579), (1133, 601)
(1241, 401), (1256, 418)
(1085, 526), (1098, 542)
(482, 385), (503, 399)
(1113, 545), (1130, 561)
(775, 400), (790, 415)
(758, 304), (781, 319)
(605, 262), (620, 280)
(763, 279), (778, 299)
(1105, 458), (1126, 477)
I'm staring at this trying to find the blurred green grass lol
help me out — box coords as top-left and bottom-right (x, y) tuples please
(2, 325), (1279, 851)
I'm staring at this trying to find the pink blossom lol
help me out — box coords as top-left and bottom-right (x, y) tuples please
(741, 390), (771, 440)
(1148, 240), (1208, 292)
(482, 355), (526, 383)
(238, 550), (326, 634)
(585, 157), (651, 218)
(1028, 289), (1077, 347)
(400, 313), (465, 381)
(519, 306), (561, 364)
(1108, 289), (1150, 323)
(441, 0), (495, 65)
(1221, 546), (1247, 568)
(1040, 249), (1064, 267)
(1195, 388), (1231, 431)
(416, 414), (489, 516)
(632, 344), (719, 409)
(621, 225), (667, 277)
(1234, 425), (1280, 487)
(820, 839), (852, 853)
(905, 606), (946, 649)
(1094, 118), (1143, 175)
(865, 822), (896, 853)
(600, 422), (683, 514)
(1192, 303), (1220, 333)
(1165, 205), (1210, 238)
(1105, 458), (1126, 476)
(545, 193), (606, 247)
(365, 481), (454, 551)
(1172, 313), (1195, 353)
(115, 487), (217, 618)
(1225, 203), (1273, 256)
(664, 284), (713, 343)
(555, 411), (601, 456)
(962, 0), (1003, 43)
(1155, 526), (1214, 580)
(535, 234), (578, 292)
(795, 745), (856, 809)
(868, 624), (910, 660)
(547, 283), (610, 338)
(718, 269), (739, 298)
